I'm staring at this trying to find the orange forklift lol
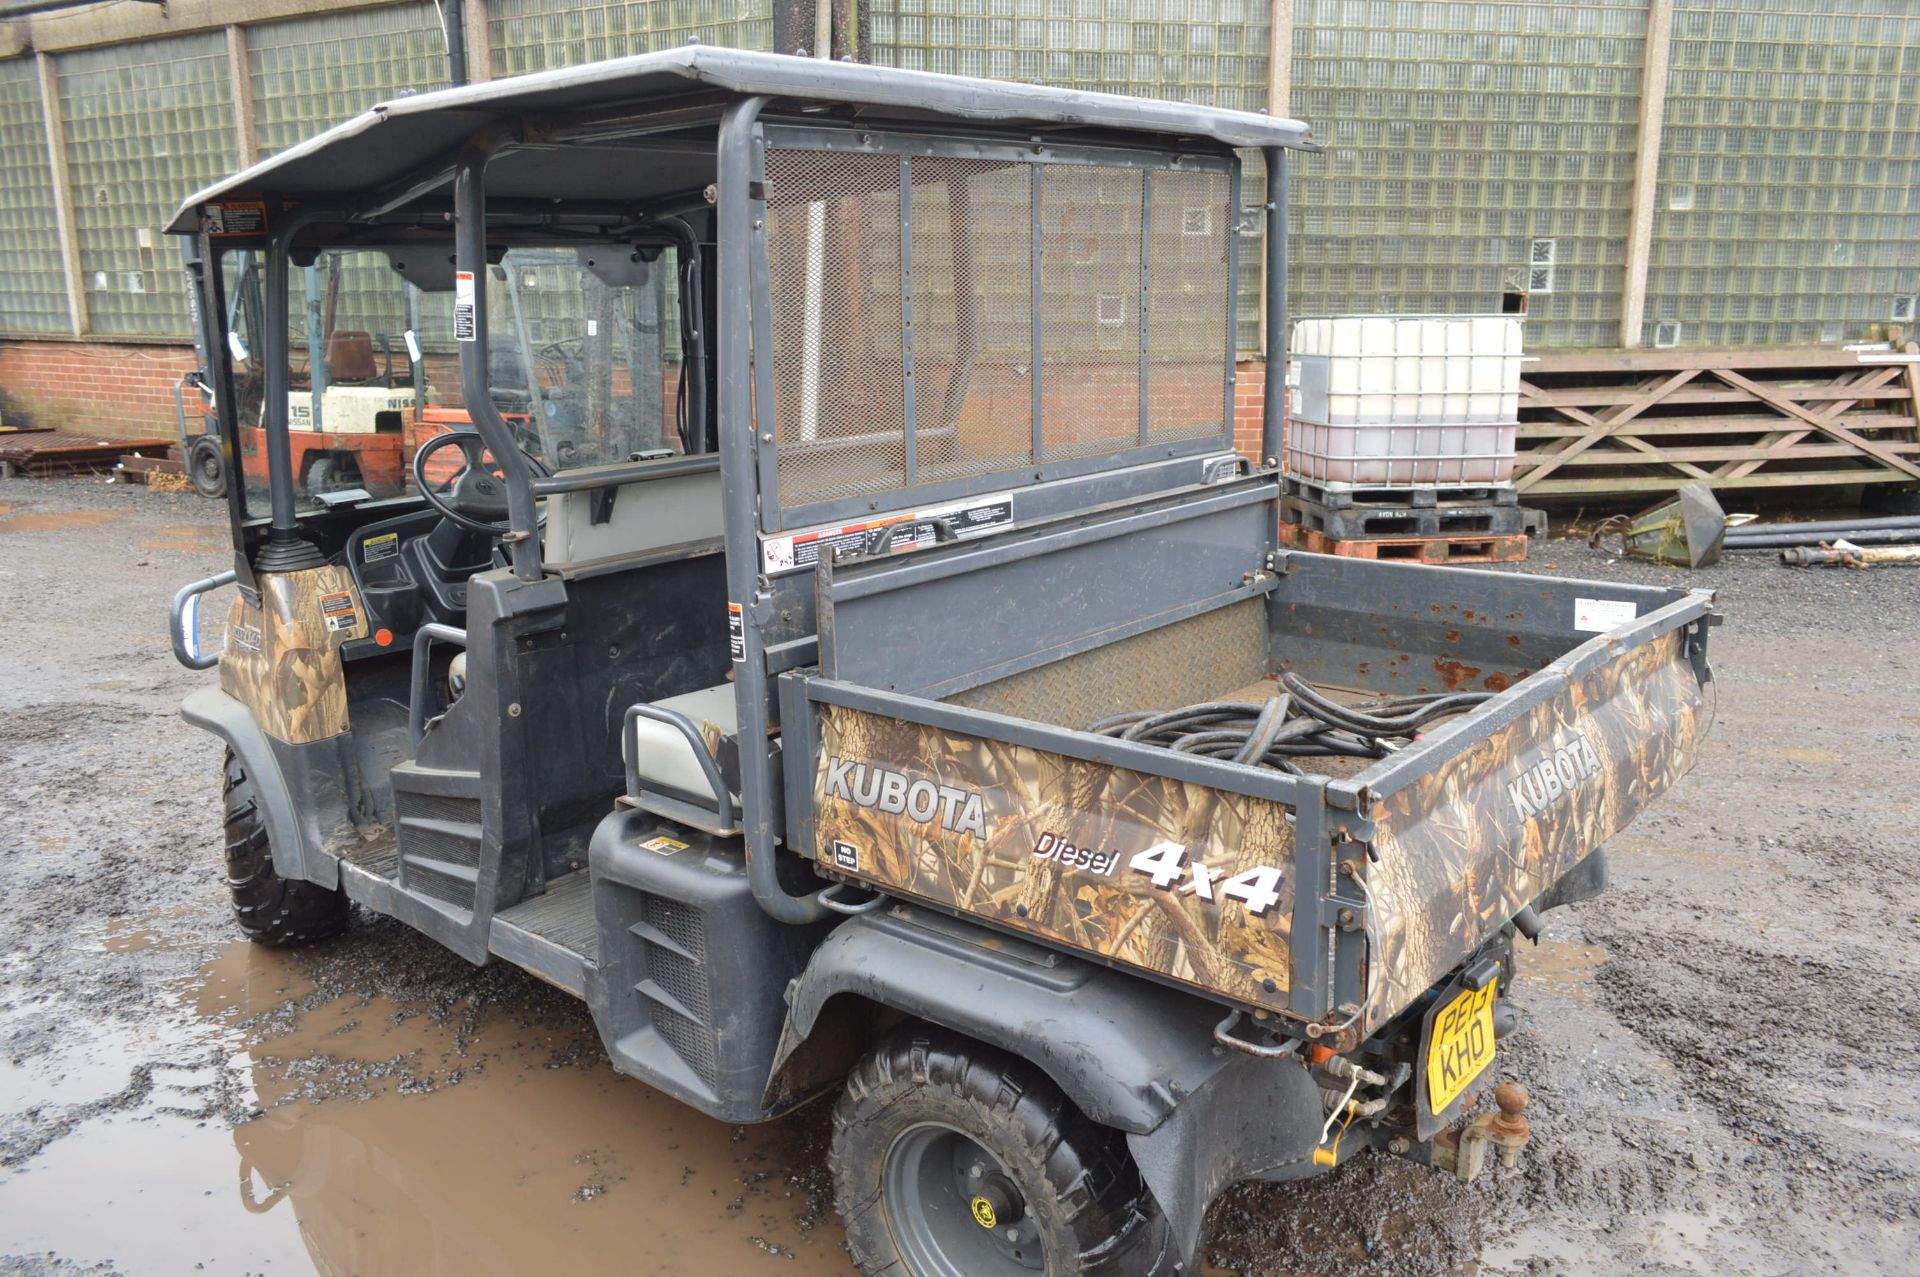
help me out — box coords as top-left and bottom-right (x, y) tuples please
(189, 249), (561, 502)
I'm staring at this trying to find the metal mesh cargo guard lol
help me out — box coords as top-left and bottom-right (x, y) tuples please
(762, 136), (1238, 521)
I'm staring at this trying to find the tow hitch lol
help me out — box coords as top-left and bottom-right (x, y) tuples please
(1432, 1081), (1533, 1181)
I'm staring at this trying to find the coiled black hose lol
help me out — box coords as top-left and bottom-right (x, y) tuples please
(1090, 676), (1491, 774)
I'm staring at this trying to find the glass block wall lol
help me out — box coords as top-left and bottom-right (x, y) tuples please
(866, 0), (1271, 110)
(58, 33), (237, 338)
(489, 0), (774, 77)
(249, 3), (452, 159)
(1288, 0), (1647, 349)
(1646, 0), (1920, 348)
(866, 0), (1272, 353)
(0, 58), (70, 334)
(3, 0), (1919, 352)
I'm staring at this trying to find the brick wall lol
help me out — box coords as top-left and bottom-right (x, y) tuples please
(0, 339), (1288, 460)
(1233, 359), (1285, 465)
(0, 339), (196, 441)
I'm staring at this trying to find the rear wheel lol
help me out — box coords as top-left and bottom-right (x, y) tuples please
(222, 749), (348, 946)
(831, 1025), (1171, 1277)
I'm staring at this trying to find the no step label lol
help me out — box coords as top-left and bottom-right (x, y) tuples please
(454, 271), (476, 343)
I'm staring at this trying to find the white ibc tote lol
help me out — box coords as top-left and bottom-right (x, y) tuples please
(1288, 315), (1524, 487)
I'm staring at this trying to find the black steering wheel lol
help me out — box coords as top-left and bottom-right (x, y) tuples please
(412, 429), (551, 536)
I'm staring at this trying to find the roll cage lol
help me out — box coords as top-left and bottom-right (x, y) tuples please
(172, 47), (1314, 928)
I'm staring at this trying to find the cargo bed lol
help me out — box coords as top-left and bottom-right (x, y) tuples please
(783, 474), (1715, 1046)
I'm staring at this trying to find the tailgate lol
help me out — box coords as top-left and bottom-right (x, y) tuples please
(1346, 598), (1714, 1034)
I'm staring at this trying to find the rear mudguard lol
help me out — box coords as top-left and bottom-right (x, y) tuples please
(768, 905), (1326, 1266)
(1126, 1049), (1325, 1264)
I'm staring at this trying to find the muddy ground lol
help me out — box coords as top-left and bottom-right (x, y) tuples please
(0, 474), (1915, 1276)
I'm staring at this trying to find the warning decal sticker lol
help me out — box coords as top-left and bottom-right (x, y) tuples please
(206, 200), (268, 237)
(454, 271), (476, 343)
(319, 590), (360, 634)
(760, 493), (1014, 576)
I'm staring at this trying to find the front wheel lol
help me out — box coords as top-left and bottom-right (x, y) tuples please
(222, 749), (348, 946)
(831, 1025), (1171, 1277)
(186, 433), (226, 499)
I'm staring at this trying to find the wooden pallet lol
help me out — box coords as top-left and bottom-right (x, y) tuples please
(1286, 476), (1517, 508)
(1514, 345), (1920, 500)
(1278, 521), (1530, 564)
(1281, 489), (1542, 541)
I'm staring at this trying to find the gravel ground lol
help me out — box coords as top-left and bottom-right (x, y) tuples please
(1, 474), (1915, 1276)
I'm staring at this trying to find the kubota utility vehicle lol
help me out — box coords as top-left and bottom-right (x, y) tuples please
(168, 48), (1716, 1275)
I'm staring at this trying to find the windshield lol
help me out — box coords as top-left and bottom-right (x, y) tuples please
(218, 243), (688, 515)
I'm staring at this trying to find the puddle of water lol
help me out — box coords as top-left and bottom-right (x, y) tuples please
(1518, 938), (1608, 1005)
(1, 1084), (308, 1271)
(142, 523), (229, 553)
(0, 941), (850, 1276)
(0, 509), (125, 534)
(1773, 745), (1844, 767)
(192, 937), (320, 1021)
(1615, 838), (1750, 870)
(98, 918), (168, 953)
(1475, 1223), (1588, 1274)
(1481, 1200), (1808, 1276)
(0, 1003), (196, 1113)
(233, 1021), (845, 1275)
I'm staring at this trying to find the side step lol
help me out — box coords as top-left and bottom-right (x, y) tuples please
(585, 807), (834, 1123)
(336, 835), (401, 907)
(390, 761), (486, 918)
(489, 870), (598, 997)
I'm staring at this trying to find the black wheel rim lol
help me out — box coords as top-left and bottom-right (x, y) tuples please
(189, 437), (225, 496)
(883, 1123), (1045, 1277)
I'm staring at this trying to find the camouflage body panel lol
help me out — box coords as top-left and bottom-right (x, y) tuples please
(219, 565), (370, 745)
(1361, 632), (1709, 1033)
(812, 704), (1299, 1013)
